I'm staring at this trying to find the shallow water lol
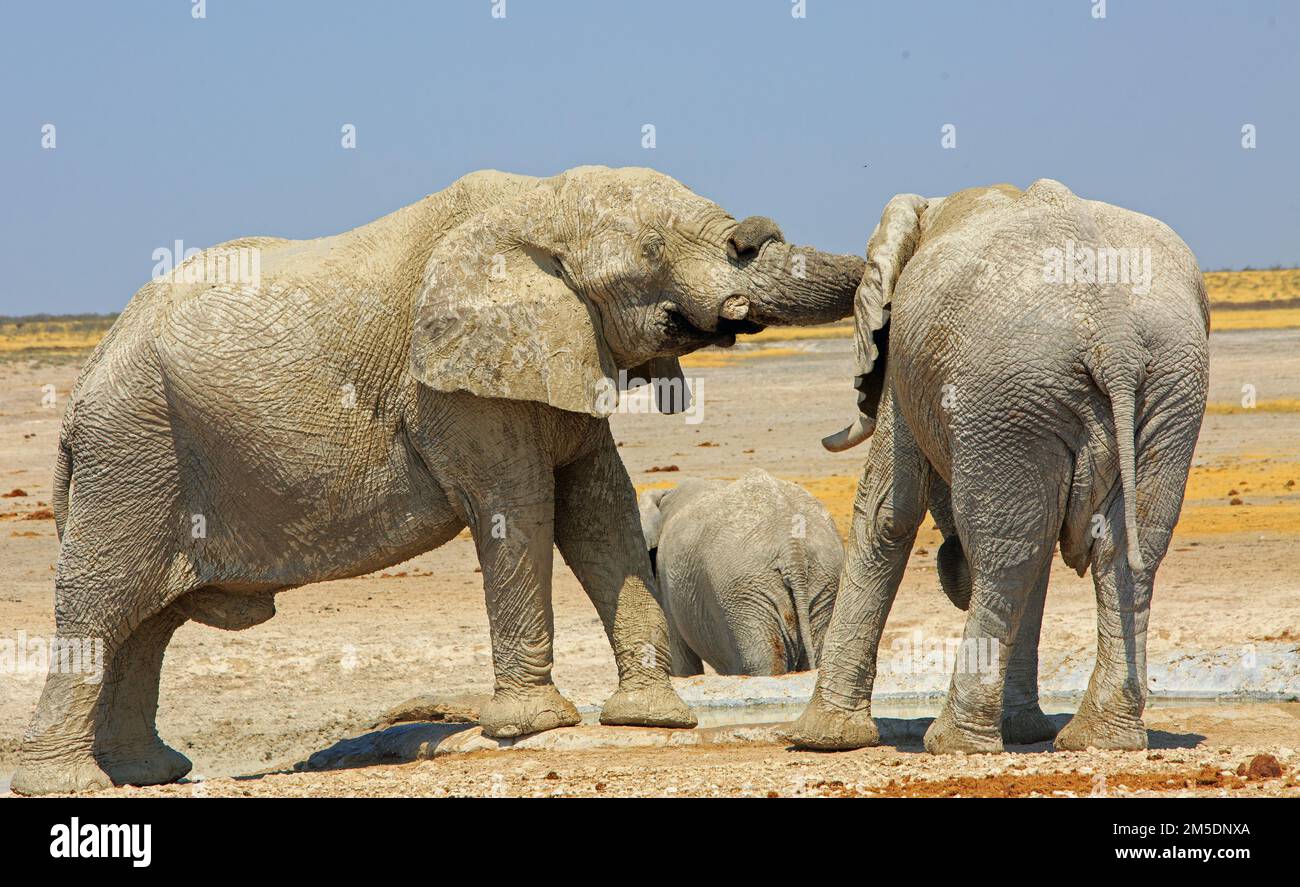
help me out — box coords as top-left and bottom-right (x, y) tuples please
(582, 695), (1267, 730)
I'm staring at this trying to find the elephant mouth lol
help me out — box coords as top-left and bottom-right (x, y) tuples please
(662, 302), (766, 350)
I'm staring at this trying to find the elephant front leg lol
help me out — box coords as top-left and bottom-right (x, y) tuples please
(555, 431), (695, 729)
(467, 484), (581, 739)
(786, 392), (931, 750)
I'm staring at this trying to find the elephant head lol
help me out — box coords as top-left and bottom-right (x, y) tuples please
(409, 166), (865, 417)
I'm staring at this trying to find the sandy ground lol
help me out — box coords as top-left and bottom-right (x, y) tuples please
(1, 324), (1298, 798)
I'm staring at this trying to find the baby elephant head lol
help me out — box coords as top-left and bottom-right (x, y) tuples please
(409, 166), (865, 418)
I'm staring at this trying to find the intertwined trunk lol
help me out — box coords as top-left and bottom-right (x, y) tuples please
(742, 243), (865, 327)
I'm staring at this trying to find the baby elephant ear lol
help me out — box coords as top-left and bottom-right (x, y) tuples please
(408, 205), (618, 418)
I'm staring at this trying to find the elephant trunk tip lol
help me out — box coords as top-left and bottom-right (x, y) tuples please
(728, 216), (784, 262)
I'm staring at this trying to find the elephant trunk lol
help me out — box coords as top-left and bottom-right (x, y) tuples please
(738, 243), (865, 327)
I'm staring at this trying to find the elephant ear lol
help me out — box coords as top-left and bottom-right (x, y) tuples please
(823, 193), (928, 453)
(409, 197), (618, 418)
(623, 356), (691, 414)
(637, 487), (671, 550)
(852, 193), (928, 376)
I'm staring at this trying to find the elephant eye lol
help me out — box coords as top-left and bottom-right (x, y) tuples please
(641, 235), (665, 261)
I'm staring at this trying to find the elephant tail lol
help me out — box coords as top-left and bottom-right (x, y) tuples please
(1089, 299), (1146, 573)
(1107, 378), (1145, 572)
(778, 546), (819, 670)
(51, 435), (72, 543)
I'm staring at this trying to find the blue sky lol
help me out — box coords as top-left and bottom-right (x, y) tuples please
(2, 1), (1296, 315)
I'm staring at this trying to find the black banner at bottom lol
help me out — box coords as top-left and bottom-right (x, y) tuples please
(0, 796), (1282, 873)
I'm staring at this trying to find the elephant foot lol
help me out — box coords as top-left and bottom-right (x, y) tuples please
(1054, 712), (1147, 751)
(1001, 705), (1060, 745)
(99, 736), (193, 787)
(479, 684), (581, 739)
(923, 706), (1003, 755)
(599, 682), (696, 729)
(11, 747), (113, 796)
(783, 698), (879, 751)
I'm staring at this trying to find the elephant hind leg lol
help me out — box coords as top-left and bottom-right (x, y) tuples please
(1056, 389), (1199, 753)
(1000, 563), (1058, 745)
(12, 661), (113, 795)
(923, 537), (1056, 756)
(930, 477), (1056, 744)
(91, 603), (192, 787)
(14, 509), (200, 795)
(1054, 493), (1166, 752)
(13, 599), (193, 795)
(924, 456), (1065, 756)
(89, 588), (278, 785)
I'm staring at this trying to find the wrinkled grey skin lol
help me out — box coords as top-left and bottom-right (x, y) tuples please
(788, 180), (1208, 755)
(14, 166), (864, 794)
(638, 470), (843, 676)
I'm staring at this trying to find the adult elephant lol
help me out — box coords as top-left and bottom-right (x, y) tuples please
(787, 180), (1208, 754)
(14, 166), (865, 794)
(637, 471), (843, 676)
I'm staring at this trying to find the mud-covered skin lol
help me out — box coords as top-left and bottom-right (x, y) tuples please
(789, 180), (1208, 755)
(13, 166), (865, 794)
(638, 470), (843, 676)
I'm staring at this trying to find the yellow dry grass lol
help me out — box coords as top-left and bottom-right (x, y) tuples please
(1205, 399), (1300, 415)
(785, 474), (857, 536)
(0, 320), (111, 354)
(1204, 267), (1300, 306)
(1174, 504), (1300, 536)
(745, 322), (855, 343)
(1183, 456), (1300, 500)
(1210, 308), (1300, 331)
(678, 346), (802, 368)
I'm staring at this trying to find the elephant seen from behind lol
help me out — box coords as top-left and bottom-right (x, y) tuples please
(790, 179), (1209, 755)
(638, 470), (843, 676)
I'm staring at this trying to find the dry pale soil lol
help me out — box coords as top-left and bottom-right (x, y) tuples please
(1, 324), (1297, 797)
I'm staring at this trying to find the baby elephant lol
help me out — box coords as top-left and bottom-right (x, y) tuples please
(637, 470), (843, 676)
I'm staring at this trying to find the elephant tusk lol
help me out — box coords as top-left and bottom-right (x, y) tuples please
(821, 414), (875, 452)
(719, 295), (750, 321)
